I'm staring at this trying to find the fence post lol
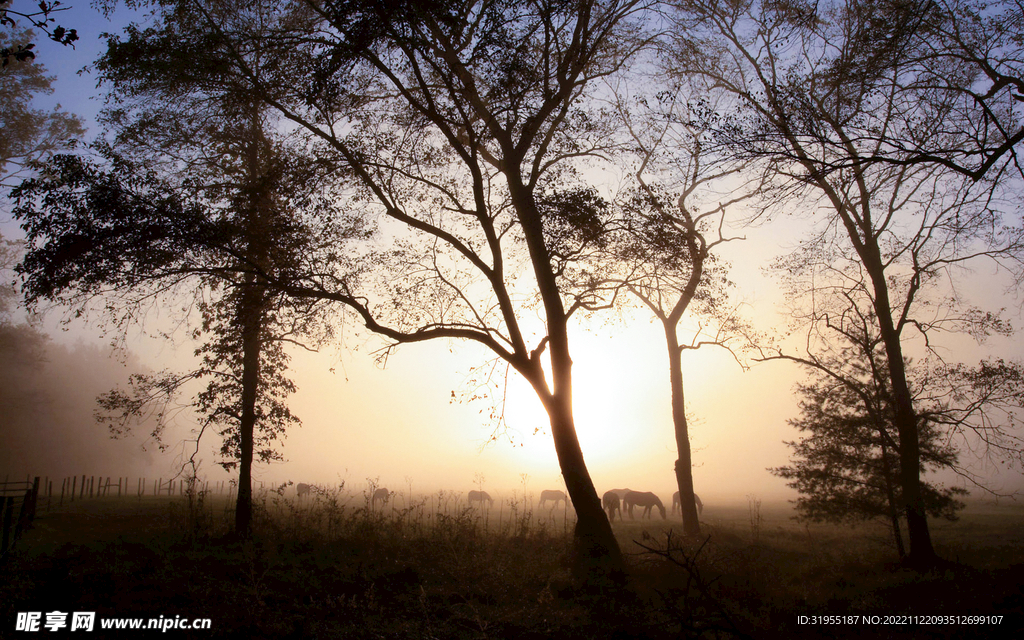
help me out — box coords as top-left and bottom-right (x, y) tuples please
(1, 497), (13, 555)
(14, 478), (40, 541)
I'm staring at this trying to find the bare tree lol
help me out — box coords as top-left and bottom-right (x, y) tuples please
(668, 0), (1024, 566)
(603, 84), (757, 536)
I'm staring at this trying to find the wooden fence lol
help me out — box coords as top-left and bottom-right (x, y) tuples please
(0, 477), (39, 558)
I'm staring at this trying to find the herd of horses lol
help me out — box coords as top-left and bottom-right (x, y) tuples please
(294, 483), (701, 521)
(601, 489), (702, 521)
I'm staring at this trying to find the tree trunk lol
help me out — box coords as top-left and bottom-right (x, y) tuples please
(862, 250), (936, 567)
(542, 374), (625, 582)
(235, 277), (262, 539)
(508, 175), (623, 582)
(665, 326), (701, 536)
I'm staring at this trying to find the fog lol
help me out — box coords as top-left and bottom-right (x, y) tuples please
(5, 229), (1019, 507)
(3, 3), (1022, 512)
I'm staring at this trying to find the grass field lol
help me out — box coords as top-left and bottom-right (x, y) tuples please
(1, 487), (1021, 638)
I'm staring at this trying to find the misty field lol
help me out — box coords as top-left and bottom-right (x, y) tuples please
(1, 488), (1021, 639)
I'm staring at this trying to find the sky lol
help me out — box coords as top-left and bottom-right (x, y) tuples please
(4, 1), (1023, 507)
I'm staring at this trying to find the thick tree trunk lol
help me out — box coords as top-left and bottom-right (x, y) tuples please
(545, 383), (625, 581)
(508, 175), (623, 582)
(665, 327), (701, 536)
(235, 279), (262, 539)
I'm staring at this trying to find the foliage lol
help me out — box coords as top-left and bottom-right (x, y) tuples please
(0, 19), (82, 187)
(1, 0), (78, 66)
(12, 131), (352, 470)
(774, 363), (966, 528)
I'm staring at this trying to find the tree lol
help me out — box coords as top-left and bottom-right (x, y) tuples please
(668, 0), (1024, 567)
(12, 67), (351, 537)
(177, 0), (652, 579)
(773, 345), (966, 559)
(1, 18), (83, 188)
(604, 86), (757, 536)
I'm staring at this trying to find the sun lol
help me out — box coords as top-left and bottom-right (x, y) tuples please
(496, 333), (670, 473)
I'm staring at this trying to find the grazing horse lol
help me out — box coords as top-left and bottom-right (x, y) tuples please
(296, 483), (312, 498)
(623, 491), (666, 520)
(468, 490), (494, 507)
(538, 489), (567, 509)
(372, 488), (391, 508)
(602, 490), (621, 522)
(672, 491), (703, 516)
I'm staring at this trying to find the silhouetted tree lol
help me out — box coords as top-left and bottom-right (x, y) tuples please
(177, 0), (651, 579)
(603, 87), (758, 536)
(667, 0), (1024, 567)
(773, 347), (966, 559)
(12, 25), (354, 534)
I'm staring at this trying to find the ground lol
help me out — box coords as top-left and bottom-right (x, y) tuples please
(1, 489), (1021, 638)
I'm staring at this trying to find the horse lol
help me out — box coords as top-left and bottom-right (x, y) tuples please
(468, 490), (494, 507)
(296, 483), (312, 498)
(372, 487), (391, 508)
(538, 489), (567, 509)
(623, 491), (666, 520)
(602, 490), (621, 522)
(671, 491), (703, 516)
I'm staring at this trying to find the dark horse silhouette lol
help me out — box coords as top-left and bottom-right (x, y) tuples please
(623, 491), (666, 520)
(538, 489), (567, 509)
(602, 490), (621, 522)
(672, 491), (703, 516)
(372, 488), (391, 508)
(468, 490), (494, 506)
(296, 483), (312, 498)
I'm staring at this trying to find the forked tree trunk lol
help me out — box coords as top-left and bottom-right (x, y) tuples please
(863, 251), (936, 567)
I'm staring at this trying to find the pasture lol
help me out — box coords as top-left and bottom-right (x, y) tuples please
(1, 486), (1021, 638)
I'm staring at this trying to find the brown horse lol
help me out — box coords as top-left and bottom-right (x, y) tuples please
(372, 487), (391, 508)
(671, 491), (703, 516)
(468, 490), (494, 506)
(623, 491), (666, 520)
(539, 489), (567, 509)
(602, 490), (621, 522)
(296, 483), (312, 498)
